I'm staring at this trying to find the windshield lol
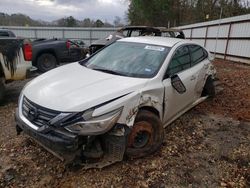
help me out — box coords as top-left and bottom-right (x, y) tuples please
(83, 41), (170, 78)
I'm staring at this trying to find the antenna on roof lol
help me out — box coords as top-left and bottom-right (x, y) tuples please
(214, 7), (223, 59)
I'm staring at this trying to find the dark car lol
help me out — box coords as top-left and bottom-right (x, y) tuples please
(32, 38), (87, 72)
(0, 29), (16, 37)
(160, 28), (185, 39)
(89, 26), (185, 54)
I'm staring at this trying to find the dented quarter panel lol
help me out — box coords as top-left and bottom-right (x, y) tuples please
(193, 59), (210, 97)
(194, 58), (216, 97)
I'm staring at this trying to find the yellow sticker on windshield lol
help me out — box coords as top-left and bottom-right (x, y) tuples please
(145, 45), (165, 51)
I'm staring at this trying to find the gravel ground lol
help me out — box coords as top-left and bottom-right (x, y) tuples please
(0, 60), (249, 188)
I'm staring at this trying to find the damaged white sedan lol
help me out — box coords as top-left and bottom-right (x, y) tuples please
(15, 37), (216, 168)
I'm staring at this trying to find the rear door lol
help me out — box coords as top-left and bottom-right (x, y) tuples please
(188, 45), (210, 98)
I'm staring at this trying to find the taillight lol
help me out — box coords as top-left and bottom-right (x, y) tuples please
(23, 43), (32, 61)
(66, 40), (71, 49)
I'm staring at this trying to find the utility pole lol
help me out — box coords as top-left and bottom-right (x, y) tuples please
(214, 7), (223, 59)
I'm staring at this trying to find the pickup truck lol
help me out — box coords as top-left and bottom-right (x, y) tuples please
(32, 38), (87, 72)
(0, 37), (32, 103)
(0, 29), (16, 37)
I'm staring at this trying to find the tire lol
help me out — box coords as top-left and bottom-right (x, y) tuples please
(202, 76), (215, 98)
(37, 53), (57, 73)
(125, 110), (164, 159)
(0, 77), (5, 104)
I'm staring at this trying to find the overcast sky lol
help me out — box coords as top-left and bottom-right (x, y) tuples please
(0, 0), (129, 23)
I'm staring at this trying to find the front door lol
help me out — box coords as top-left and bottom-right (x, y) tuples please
(162, 45), (197, 124)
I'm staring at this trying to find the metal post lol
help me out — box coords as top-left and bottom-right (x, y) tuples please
(204, 26), (209, 47)
(190, 28), (193, 40)
(34, 29), (37, 39)
(90, 29), (93, 45)
(214, 8), (223, 58)
(224, 23), (232, 60)
(62, 29), (65, 39)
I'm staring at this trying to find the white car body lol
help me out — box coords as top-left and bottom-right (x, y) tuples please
(20, 37), (214, 127)
(16, 37), (215, 167)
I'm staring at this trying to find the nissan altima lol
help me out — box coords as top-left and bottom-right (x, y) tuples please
(15, 36), (216, 168)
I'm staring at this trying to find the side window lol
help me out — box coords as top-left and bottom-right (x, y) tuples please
(189, 45), (207, 66)
(161, 32), (172, 37)
(166, 46), (191, 76)
(122, 30), (129, 37)
(130, 30), (140, 37)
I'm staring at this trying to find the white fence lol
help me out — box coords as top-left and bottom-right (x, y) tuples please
(2, 14), (250, 63)
(0, 26), (116, 46)
(178, 14), (250, 64)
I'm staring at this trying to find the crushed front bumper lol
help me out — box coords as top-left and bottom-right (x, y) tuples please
(15, 108), (80, 161)
(15, 108), (129, 168)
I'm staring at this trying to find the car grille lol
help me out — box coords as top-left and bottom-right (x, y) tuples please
(22, 96), (60, 128)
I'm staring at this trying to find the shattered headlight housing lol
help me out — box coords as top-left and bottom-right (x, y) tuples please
(65, 107), (123, 136)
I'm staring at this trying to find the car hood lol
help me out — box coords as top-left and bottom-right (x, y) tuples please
(23, 62), (148, 112)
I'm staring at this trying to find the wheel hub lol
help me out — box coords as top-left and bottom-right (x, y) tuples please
(44, 58), (51, 68)
(128, 121), (153, 149)
(133, 131), (150, 148)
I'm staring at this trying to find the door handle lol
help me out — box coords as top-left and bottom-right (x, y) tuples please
(190, 75), (196, 81)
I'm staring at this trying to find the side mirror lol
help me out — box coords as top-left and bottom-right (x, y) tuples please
(171, 75), (186, 94)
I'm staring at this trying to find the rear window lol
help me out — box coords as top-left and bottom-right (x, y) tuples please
(0, 31), (9, 37)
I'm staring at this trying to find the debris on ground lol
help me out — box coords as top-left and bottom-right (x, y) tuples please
(0, 59), (249, 187)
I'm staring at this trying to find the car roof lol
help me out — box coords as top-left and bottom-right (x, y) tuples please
(0, 29), (16, 36)
(119, 36), (184, 47)
(120, 26), (160, 30)
(119, 26), (183, 32)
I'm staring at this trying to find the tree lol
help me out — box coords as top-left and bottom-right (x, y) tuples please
(82, 18), (92, 27)
(128, 0), (171, 26)
(127, 0), (250, 27)
(95, 19), (104, 27)
(66, 16), (77, 27)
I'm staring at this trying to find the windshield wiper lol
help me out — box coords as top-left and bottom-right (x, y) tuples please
(92, 68), (126, 76)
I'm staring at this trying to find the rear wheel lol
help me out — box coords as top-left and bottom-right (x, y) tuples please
(126, 110), (164, 158)
(37, 53), (57, 73)
(0, 77), (5, 104)
(202, 76), (215, 98)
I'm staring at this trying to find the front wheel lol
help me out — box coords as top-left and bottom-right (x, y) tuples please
(37, 53), (57, 73)
(125, 110), (164, 159)
(0, 77), (5, 104)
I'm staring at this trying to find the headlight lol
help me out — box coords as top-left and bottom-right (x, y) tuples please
(65, 107), (123, 136)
